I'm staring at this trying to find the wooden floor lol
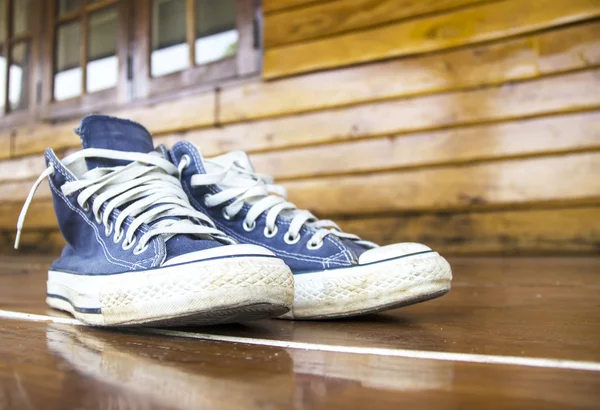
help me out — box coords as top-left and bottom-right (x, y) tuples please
(0, 256), (599, 409)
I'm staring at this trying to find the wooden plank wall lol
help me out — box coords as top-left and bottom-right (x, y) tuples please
(1, 0), (599, 255)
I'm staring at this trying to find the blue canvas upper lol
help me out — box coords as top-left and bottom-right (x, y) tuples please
(170, 141), (374, 274)
(48, 116), (223, 275)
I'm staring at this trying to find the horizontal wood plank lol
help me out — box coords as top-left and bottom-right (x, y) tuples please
(283, 152), (600, 215)
(0, 230), (64, 255)
(0, 201), (56, 230)
(8, 110), (600, 185)
(191, 68), (600, 157)
(264, 0), (490, 48)
(4, 153), (599, 219)
(2, 206), (599, 255)
(223, 21), (600, 122)
(0, 136), (10, 160)
(4, 21), (600, 160)
(0, 148), (78, 183)
(4, 179), (50, 203)
(262, 0), (327, 14)
(249, 111), (600, 180)
(337, 207), (600, 254)
(263, 0), (600, 79)
(0, 155), (48, 182)
(7, 91), (216, 158)
(122, 91), (215, 136)
(7, 122), (79, 160)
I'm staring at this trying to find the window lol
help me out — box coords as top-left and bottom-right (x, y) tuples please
(133, 0), (259, 99)
(151, 0), (238, 77)
(0, 0), (37, 126)
(42, 0), (129, 120)
(0, 0), (260, 126)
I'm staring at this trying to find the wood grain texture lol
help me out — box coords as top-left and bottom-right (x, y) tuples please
(6, 122), (80, 160)
(8, 91), (216, 158)
(7, 110), (599, 185)
(263, 0), (600, 78)
(0, 148), (76, 183)
(249, 111), (600, 180)
(262, 0), (328, 14)
(2, 316), (600, 410)
(5, 207), (599, 255)
(0, 135), (10, 160)
(2, 256), (600, 363)
(121, 91), (216, 135)
(193, 69), (600, 156)
(264, 0), (490, 47)
(223, 21), (600, 122)
(283, 153), (600, 215)
(4, 21), (600, 159)
(0, 201), (56, 230)
(338, 207), (600, 254)
(0, 230), (64, 254)
(3, 153), (599, 226)
(3, 179), (50, 203)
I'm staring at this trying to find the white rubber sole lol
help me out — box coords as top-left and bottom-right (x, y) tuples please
(280, 251), (452, 320)
(46, 256), (294, 326)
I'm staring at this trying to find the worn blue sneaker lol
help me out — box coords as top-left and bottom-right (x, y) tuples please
(15, 116), (293, 326)
(170, 142), (452, 320)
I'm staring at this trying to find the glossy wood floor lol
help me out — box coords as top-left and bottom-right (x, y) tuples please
(0, 256), (599, 409)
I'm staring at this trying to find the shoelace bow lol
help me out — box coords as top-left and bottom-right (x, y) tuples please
(180, 156), (378, 250)
(16, 148), (232, 251)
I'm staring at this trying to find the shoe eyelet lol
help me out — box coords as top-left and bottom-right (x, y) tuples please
(307, 240), (324, 250)
(264, 225), (278, 238)
(82, 202), (90, 212)
(284, 232), (301, 245)
(133, 244), (149, 255)
(243, 219), (256, 232)
(113, 228), (124, 243)
(105, 221), (114, 236)
(94, 213), (102, 224)
(222, 208), (232, 221)
(203, 193), (212, 207)
(181, 154), (191, 169)
(122, 236), (136, 251)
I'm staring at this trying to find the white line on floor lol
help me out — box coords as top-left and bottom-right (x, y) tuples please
(0, 309), (81, 325)
(2, 308), (599, 372)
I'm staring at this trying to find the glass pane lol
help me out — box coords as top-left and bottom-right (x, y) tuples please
(151, 0), (188, 77)
(57, 0), (82, 17)
(13, 0), (33, 36)
(54, 21), (82, 101)
(87, 6), (117, 93)
(0, 0), (5, 44)
(195, 0), (238, 65)
(9, 42), (30, 111)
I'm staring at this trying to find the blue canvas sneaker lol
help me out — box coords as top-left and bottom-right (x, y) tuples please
(169, 142), (452, 320)
(15, 116), (293, 326)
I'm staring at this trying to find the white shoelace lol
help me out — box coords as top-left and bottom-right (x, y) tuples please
(180, 155), (378, 250)
(15, 148), (232, 251)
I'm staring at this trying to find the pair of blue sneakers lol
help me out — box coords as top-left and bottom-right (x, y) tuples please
(16, 115), (452, 326)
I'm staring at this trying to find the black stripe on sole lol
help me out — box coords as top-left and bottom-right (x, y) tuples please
(47, 293), (102, 314)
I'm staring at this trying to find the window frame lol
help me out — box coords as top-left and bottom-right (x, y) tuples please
(40, 0), (130, 121)
(0, 0), (41, 128)
(132, 0), (260, 101)
(0, 0), (261, 127)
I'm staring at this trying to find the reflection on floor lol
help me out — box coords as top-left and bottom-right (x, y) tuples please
(0, 256), (599, 409)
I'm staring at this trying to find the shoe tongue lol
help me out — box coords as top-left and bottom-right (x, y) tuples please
(207, 150), (255, 174)
(76, 115), (154, 170)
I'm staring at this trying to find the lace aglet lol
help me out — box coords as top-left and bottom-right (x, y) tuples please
(14, 229), (22, 249)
